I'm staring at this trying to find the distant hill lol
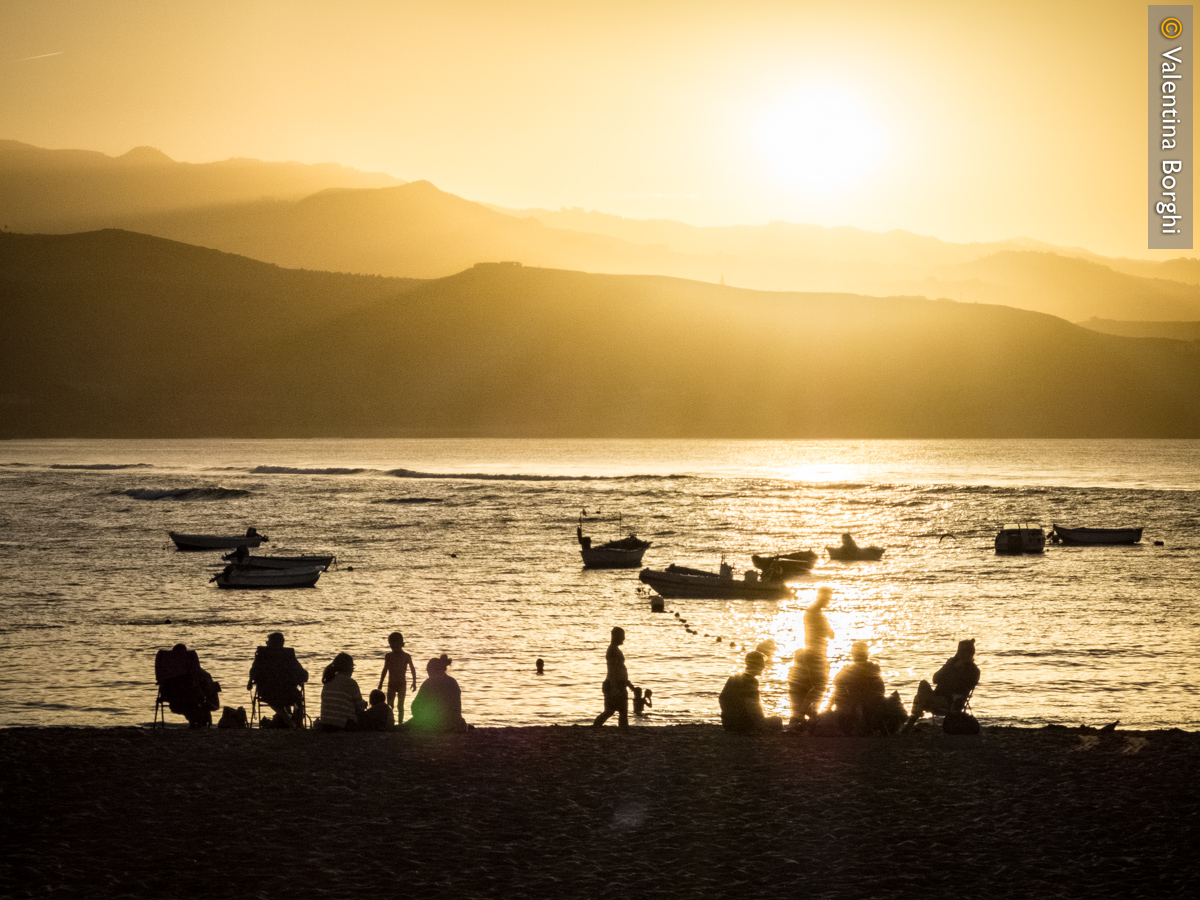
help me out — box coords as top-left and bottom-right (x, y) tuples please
(0, 140), (402, 231)
(1079, 318), (1200, 341)
(4, 140), (1200, 321)
(2, 230), (1196, 438)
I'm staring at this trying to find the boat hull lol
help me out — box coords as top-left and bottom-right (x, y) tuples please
(1053, 525), (1143, 545)
(213, 566), (321, 589)
(581, 547), (648, 568)
(170, 531), (266, 551)
(826, 546), (885, 562)
(224, 554), (335, 570)
(638, 568), (793, 600)
(751, 553), (815, 577)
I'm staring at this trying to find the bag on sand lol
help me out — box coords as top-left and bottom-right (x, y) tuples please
(943, 710), (980, 735)
(217, 706), (248, 729)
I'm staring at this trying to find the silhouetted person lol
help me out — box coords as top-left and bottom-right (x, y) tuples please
(720, 651), (782, 733)
(805, 587), (835, 656)
(633, 686), (652, 715)
(232, 545), (249, 564)
(535, 658), (544, 675)
(155, 643), (221, 727)
(788, 648), (825, 728)
(840, 533), (859, 551)
(378, 631), (417, 715)
(902, 639), (980, 733)
(830, 642), (887, 735)
(319, 652), (365, 732)
(359, 689), (394, 731)
(593, 627), (634, 728)
(406, 654), (468, 732)
(247, 631), (309, 728)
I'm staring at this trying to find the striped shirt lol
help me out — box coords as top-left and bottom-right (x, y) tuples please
(319, 673), (363, 727)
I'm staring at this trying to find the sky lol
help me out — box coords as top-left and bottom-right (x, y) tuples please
(0, 0), (1183, 258)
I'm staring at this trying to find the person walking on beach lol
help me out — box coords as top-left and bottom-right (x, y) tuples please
(593, 627), (635, 728)
(795, 586), (835, 723)
(378, 632), (417, 716)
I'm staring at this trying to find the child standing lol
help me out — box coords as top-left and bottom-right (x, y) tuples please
(378, 631), (418, 716)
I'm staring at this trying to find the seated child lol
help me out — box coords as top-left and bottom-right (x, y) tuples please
(359, 689), (395, 732)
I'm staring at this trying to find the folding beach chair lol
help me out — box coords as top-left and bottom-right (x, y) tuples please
(250, 682), (309, 728)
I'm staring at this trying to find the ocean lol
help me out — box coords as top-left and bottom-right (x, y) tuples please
(1, 439), (1197, 730)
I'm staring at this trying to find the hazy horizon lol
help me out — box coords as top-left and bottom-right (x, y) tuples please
(1, 0), (1188, 259)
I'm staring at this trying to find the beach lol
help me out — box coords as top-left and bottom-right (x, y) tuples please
(2, 724), (1196, 898)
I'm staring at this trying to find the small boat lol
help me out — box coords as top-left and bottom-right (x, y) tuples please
(995, 524), (1045, 555)
(751, 550), (817, 578)
(826, 533), (884, 561)
(222, 551), (336, 570)
(638, 562), (794, 600)
(1052, 525), (1144, 546)
(211, 565), (321, 589)
(169, 529), (267, 551)
(577, 516), (651, 568)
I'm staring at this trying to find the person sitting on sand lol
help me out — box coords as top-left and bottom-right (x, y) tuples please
(829, 642), (898, 735)
(319, 652), (366, 732)
(378, 631), (417, 716)
(593, 627), (635, 728)
(359, 689), (395, 731)
(247, 632), (309, 728)
(719, 651), (783, 733)
(155, 643), (221, 728)
(405, 655), (468, 733)
(901, 639), (980, 733)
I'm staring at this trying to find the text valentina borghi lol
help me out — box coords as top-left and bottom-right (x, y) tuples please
(1160, 46), (1185, 234)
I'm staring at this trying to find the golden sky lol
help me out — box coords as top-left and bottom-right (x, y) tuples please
(0, 0), (1181, 258)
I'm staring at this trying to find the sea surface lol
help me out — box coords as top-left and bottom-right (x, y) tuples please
(1, 439), (1197, 730)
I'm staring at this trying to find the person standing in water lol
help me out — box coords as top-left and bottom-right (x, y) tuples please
(592, 627), (635, 728)
(378, 632), (418, 717)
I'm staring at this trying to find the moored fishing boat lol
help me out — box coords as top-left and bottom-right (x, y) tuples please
(211, 565), (321, 589)
(995, 524), (1046, 554)
(1052, 525), (1144, 545)
(826, 533), (885, 561)
(638, 562), (793, 600)
(169, 528), (267, 551)
(751, 550), (817, 578)
(577, 514), (651, 568)
(222, 551), (336, 570)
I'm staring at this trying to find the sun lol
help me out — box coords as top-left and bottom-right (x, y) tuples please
(754, 86), (889, 196)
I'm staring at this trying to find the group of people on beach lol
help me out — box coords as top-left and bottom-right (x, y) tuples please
(716, 586), (980, 734)
(155, 587), (978, 734)
(155, 630), (467, 732)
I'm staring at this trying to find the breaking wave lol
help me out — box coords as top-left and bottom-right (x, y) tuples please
(251, 466), (370, 475)
(51, 463), (151, 471)
(115, 487), (251, 501)
(386, 468), (689, 482)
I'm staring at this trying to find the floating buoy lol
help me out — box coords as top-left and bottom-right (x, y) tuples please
(1154, 540), (1164, 546)
(650, 595), (665, 612)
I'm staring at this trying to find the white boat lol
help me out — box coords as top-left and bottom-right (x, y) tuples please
(1052, 525), (1143, 545)
(638, 563), (793, 600)
(222, 551), (335, 570)
(170, 529), (267, 551)
(211, 565), (321, 589)
(995, 524), (1045, 554)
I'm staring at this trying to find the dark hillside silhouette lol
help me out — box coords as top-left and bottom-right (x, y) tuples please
(0, 140), (401, 231)
(2, 231), (1197, 438)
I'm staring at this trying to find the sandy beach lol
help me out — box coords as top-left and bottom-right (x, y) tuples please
(2, 724), (1196, 898)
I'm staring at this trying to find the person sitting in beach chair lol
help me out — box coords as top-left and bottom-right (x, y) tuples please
(829, 642), (905, 735)
(405, 655), (468, 733)
(155, 643), (221, 727)
(901, 639), (980, 733)
(247, 632), (309, 728)
(719, 651), (783, 733)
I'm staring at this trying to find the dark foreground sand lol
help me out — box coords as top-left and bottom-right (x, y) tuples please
(2, 724), (1196, 899)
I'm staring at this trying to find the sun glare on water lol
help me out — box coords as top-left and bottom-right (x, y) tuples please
(755, 86), (889, 196)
